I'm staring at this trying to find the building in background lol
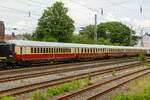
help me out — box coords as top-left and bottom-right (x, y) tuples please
(5, 34), (26, 40)
(0, 21), (5, 40)
(136, 33), (150, 48)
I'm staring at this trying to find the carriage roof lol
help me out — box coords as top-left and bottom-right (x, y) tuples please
(7, 40), (148, 50)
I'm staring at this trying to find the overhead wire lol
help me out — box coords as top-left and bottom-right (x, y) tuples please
(29, 0), (50, 6)
(0, 0), (51, 17)
(106, 0), (149, 19)
(1, 0), (148, 33)
(0, 4), (41, 16)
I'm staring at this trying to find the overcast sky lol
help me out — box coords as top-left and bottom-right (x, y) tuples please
(0, 0), (150, 35)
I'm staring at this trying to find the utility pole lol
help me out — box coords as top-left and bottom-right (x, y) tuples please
(140, 6), (144, 47)
(141, 29), (144, 47)
(130, 26), (132, 46)
(94, 14), (97, 44)
(28, 0), (31, 17)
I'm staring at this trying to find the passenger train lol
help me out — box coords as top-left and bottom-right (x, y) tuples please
(0, 40), (149, 67)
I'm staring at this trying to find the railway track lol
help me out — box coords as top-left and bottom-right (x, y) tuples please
(0, 57), (137, 71)
(0, 59), (138, 83)
(0, 61), (143, 97)
(57, 67), (150, 100)
(0, 57), (136, 74)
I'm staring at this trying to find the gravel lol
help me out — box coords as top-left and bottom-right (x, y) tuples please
(0, 61), (137, 91)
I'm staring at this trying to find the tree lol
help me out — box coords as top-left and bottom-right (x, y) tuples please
(97, 22), (138, 46)
(33, 2), (75, 42)
(79, 25), (95, 39)
(79, 21), (138, 46)
(23, 33), (33, 40)
(97, 37), (111, 45)
(71, 34), (94, 44)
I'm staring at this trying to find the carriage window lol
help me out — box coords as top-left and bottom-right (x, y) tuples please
(90, 48), (92, 53)
(37, 48), (40, 53)
(62, 48), (64, 53)
(31, 47), (33, 53)
(34, 48), (36, 53)
(20, 47), (23, 54)
(46, 48), (48, 53)
(60, 48), (62, 53)
(41, 48), (43, 53)
(59, 48), (61, 53)
(88, 48), (90, 53)
(52, 48), (54, 53)
(43, 48), (46, 53)
(81, 48), (83, 53)
(57, 48), (59, 53)
(69, 48), (71, 53)
(49, 48), (51, 53)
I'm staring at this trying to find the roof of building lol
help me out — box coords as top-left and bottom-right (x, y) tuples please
(6, 40), (149, 50)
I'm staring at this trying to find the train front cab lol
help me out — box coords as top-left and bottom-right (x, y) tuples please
(0, 41), (15, 66)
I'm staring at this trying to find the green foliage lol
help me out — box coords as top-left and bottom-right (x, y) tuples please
(31, 91), (48, 100)
(0, 96), (14, 100)
(113, 92), (150, 100)
(71, 34), (94, 44)
(79, 21), (138, 46)
(138, 53), (145, 61)
(29, 79), (89, 99)
(112, 70), (117, 77)
(97, 22), (138, 46)
(97, 37), (112, 45)
(42, 36), (58, 42)
(33, 1), (75, 42)
(144, 63), (150, 67)
(112, 75), (150, 100)
(80, 25), (95, 39)
(23, 33), (33, 40)
(46, 79), (89, 97)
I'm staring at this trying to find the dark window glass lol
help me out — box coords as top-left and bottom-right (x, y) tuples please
(41, 48), (43, 53)
(31, 47), (33, 53)
(46, 48), (48, 53)
(37, 48), (39, 53)
(20, 47), (23, 54)
(43, 48), (45, 53)
(34, 48), (36, 53)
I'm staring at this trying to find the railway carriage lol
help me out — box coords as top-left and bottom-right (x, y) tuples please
(0, 40), (149, 67)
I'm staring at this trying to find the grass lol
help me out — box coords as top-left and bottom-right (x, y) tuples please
(137, 53), (145, 61)
(30, 92), (48, 100)
(31, 79), (90, 100)
(112, 70), (117, 77)
(112, 76), (150, 100)
(0, 96), (14, 100)
(144, 63), (150, 67)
